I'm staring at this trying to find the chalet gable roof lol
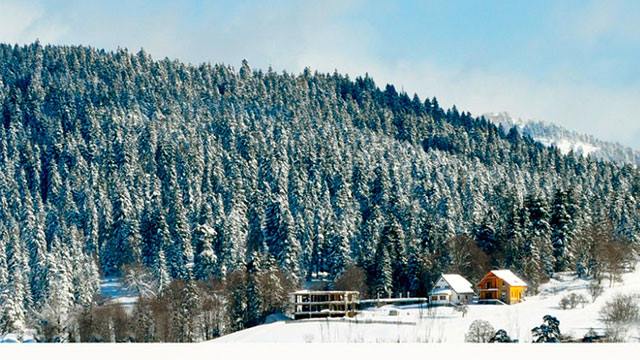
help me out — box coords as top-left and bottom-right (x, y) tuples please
(440, 274), (474, 294)
(484, 269), (528, 287)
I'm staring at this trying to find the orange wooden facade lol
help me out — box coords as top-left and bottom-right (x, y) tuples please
(477, 271), (527, 304)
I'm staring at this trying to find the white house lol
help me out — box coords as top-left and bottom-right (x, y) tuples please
(428, 274), (475, 305)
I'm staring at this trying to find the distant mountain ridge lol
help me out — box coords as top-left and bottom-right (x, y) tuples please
(484, 112), (640, 166)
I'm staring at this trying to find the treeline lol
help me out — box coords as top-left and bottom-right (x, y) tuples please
(36, 252), (294, 342)
(0, 42), (638, 340)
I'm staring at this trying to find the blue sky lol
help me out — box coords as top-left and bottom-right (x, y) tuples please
(1, 0), (639, 148)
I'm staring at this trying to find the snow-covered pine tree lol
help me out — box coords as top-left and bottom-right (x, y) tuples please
(263, 192), (300, 280)
(524, 193), (554, 278)
(372, 238), (393, 298)
(550, 189), (577, 272)
(166, 182), (194, 280)
(244, 252), (263, 328)
(69, 225), (99, 306)
(225, 271), (247, 333)
(224, 190), (248, 274)
(139, 180), (168, 269)
(105, 184), (141, 275)
(22, 200), (49, 310)
(153, 249), (171, 294)
(0, 224), (28, 338)
(194, 224), (218, 281)
(325, 219), (351, 279)
(531, 315), (561, 343)
(170, 281), (202, 342)
(381, 217), (407, 296)
(40, 236), (75, 342)
(474, 208), (499, 261)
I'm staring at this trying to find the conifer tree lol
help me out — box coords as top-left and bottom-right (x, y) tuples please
(41, 237), (75, 342)
(325, 220), (351, 279)
(474, 209), (499, 262)
(105, 184), (141, 274)
(153, 249), (171, 293)
(550, 189), (577, 272)
(166, 184), (194, 280)
(244, 252), (263, 328)
(225, 271), (247, 333)
(524, 194), (554, 278)
(23, 205), (48, 309)
(263, 193), (300, 280)
(372, 238), (393, 298)
(0, 225), (28, 337)
(381, 217), (407, 295)
(194, 224), (218, 281)
(170, 281), (201, 342)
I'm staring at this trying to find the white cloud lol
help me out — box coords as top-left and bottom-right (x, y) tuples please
(563, 0), (640, 46)
(0, 0), (67, 44)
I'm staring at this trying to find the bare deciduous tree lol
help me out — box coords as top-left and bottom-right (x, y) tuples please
(599, 294), (640, 342)
(449, 234), (490, 283)
(559, 293), (588, 309)
(258, 267), (295, 316)
(588, 280), (604, 302)
(334, 265), (368, 296)
(122, 264), (158, 299)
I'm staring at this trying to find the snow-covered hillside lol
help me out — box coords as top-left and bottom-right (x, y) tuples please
(98, 277), (138, 310)
(484, 112), (640, 166)
(212, 265), (640, 343)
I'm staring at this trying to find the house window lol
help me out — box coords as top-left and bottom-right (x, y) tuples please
(439, 295), (446, 301)
(431, 296), (437, 301)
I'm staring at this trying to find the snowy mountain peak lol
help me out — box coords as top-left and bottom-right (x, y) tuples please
(483, 112), (639, 166)
(483, 111), (527, 129)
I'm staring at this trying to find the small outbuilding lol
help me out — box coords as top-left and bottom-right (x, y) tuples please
(428, 274), (475, 305)
(477, 269), (527, 304)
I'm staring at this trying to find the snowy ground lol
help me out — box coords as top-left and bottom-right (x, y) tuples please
(0, 330), (37, 343)
(99, 277), (138, 310)
(213, 265), (640, 343)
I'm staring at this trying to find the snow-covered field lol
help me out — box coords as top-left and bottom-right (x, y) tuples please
(213, 265), (640, 343)
(99, 277), (138, 309)
(0, 330), (37, 343)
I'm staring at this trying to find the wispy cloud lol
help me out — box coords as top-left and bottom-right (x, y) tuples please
(563, 0), (640, 46)
(0, 0), (67, 44)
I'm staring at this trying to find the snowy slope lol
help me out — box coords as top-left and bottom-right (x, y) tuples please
(484, 112), (640, 166)
(0, 330), (37, 343)
(98, 277), (138, 309)
(212, 264), (640, 343)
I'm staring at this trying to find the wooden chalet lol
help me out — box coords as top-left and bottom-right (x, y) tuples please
(477, 269), (528, 304)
